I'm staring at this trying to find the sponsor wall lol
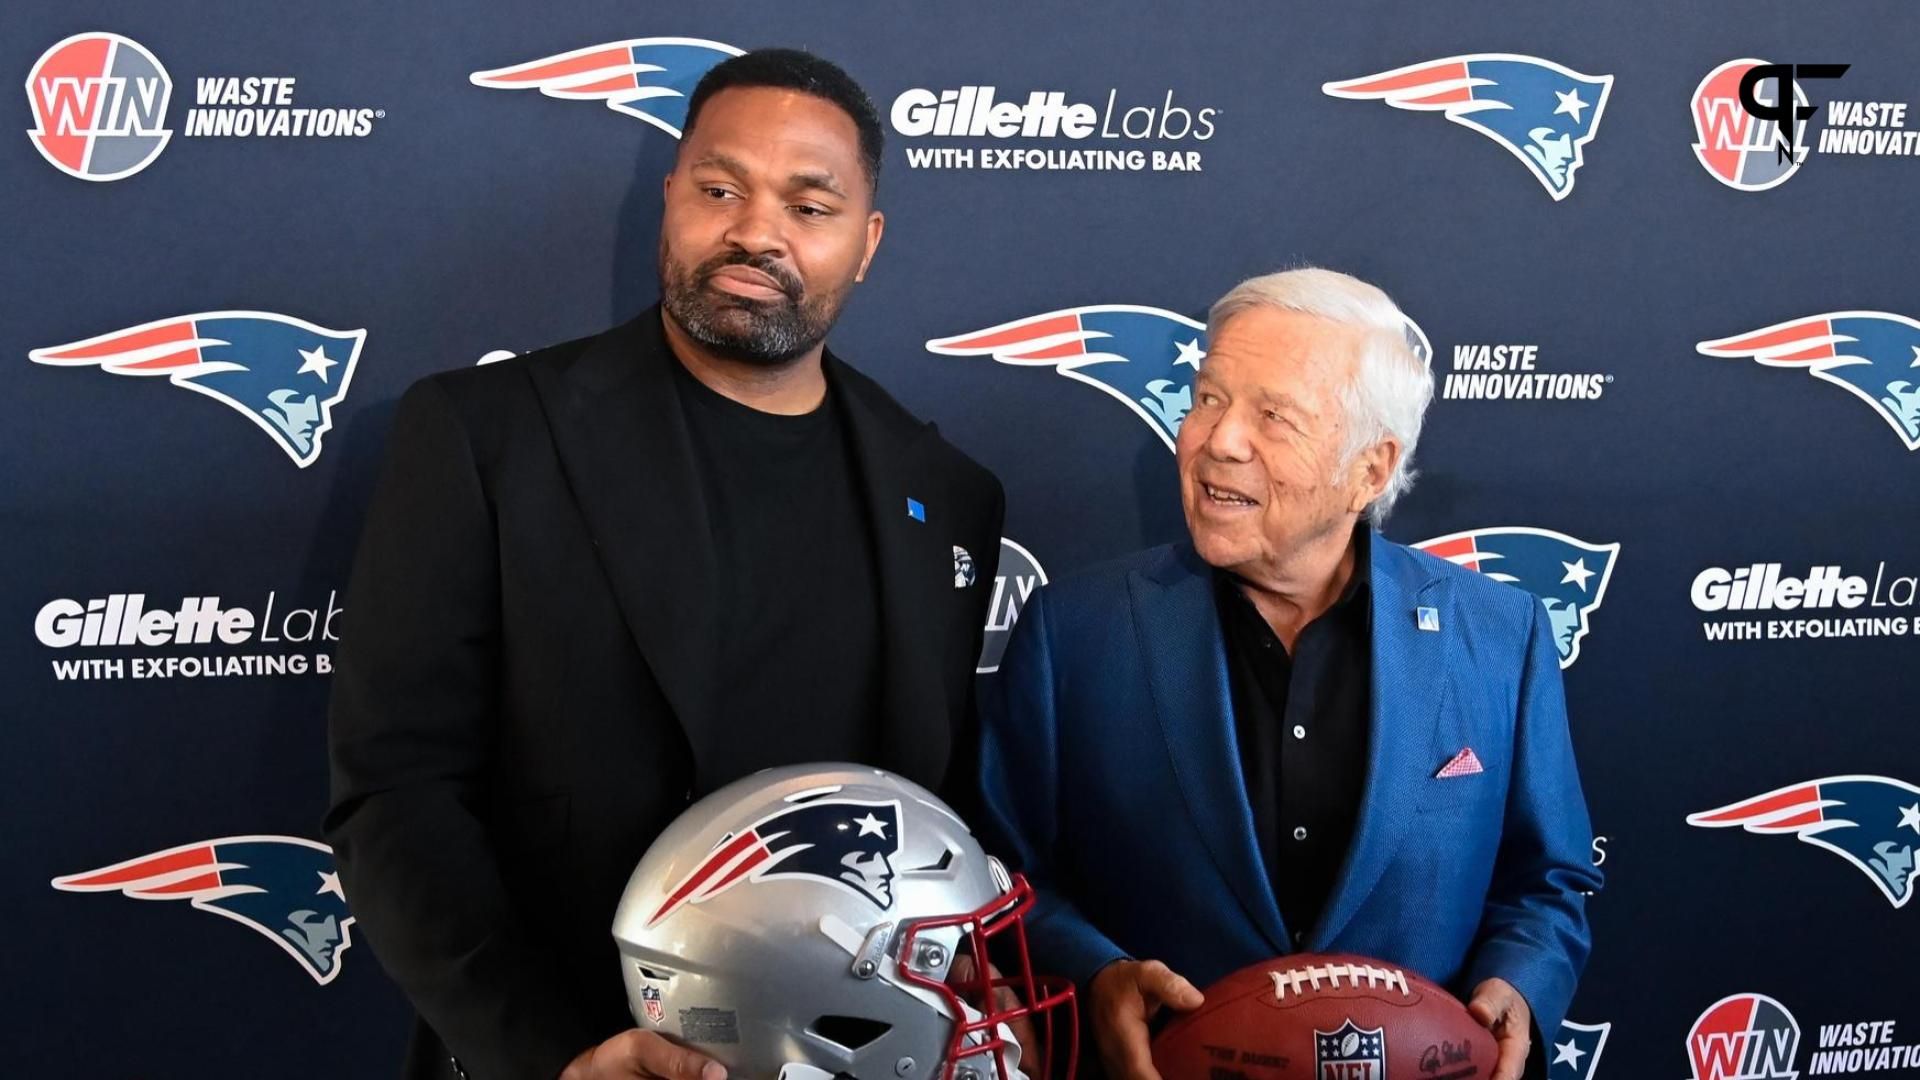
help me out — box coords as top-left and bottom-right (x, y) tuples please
(7, 2), (1917, 1077)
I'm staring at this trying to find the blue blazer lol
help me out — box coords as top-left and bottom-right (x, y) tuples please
(977, 535), (1600, 1043)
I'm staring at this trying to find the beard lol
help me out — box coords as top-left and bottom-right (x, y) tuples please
(659, 243), (848, 367)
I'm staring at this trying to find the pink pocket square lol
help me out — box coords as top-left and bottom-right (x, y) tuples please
(1436, 747), (1484, 778)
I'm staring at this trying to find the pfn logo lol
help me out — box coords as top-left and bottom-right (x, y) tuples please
(1692, 59), (1847, 191)
(25, 33), (173, 181)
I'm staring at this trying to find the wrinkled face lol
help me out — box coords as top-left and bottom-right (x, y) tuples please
(1178, 308), (1381, 578)
(659, 86), (882, 366)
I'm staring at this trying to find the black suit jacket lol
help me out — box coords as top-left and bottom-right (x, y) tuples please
(325, 309), (1004, 1080)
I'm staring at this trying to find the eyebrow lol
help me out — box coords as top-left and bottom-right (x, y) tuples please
(688, 153), (848, 200)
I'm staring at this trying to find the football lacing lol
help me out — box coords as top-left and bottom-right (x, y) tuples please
(1268, 963), (1410, 1000)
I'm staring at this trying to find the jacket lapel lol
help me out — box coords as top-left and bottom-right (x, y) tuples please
(1130, 544), (1290, 955)
(1310, 536), (1448, 948)
(831, 357), (950, 787)
(528, 309), (723, 777)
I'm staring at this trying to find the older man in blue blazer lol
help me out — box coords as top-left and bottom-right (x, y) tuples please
(978, 268), (1600, 1080)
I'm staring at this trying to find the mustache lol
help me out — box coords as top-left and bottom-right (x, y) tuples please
(694, 251), (803, 299)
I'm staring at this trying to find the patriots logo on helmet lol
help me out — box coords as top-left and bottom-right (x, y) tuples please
(470, 38), (744, 138)
(1688, 775), (1920, 909)
(929, 306), (1431, 451)
(29, 311), (365, 467)
(649, 798), (902, 926)
(1697, 311), (1920, 451)
(1552, 1020), (1611, 1079)
(1324, 54), (1614, 200)
(52, 835), (354, 984)
(1415, 527), (1619, 668)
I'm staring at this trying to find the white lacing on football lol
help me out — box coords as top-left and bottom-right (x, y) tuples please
(1268, 963), (1411, 1000)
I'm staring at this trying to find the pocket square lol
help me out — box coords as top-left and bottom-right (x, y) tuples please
(1436, 747), (1484, 778)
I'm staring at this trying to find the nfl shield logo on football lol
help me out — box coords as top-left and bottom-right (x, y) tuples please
(1317, 1019), (1387, 1078)
(641, 985), (665, 1025)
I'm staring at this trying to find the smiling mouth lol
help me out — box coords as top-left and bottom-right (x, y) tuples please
(1201, 482), (1258, 508)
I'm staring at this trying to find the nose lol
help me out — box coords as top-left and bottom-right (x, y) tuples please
(720, 191), (789, 261)
(1202, 404), (1255, 463)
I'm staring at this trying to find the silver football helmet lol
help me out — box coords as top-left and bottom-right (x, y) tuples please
(613, 764), (1075, 1080)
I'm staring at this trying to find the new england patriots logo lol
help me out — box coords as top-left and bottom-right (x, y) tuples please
(929, 306), (1431, 452)
(1416, 527), (1619, 668)
(649, 798), (902, 926)
(52, 836), (354, 984)
(1324, 54), (1614, 200)
(29, 311), (364, 467)
(1688, 775), (1920, 909)
(1697, 312), (1920, 451)
(470, 37), (743, 138)
(1552, 1020), (1611, 1079)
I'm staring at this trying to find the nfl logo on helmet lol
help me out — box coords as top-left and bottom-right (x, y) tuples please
(1323, 54), (1613, 200)
(1697, 312), (1920, 450)
(1415, 527), (1620, 668)
(929, 306), (1429, 451)
(470, 37), (743, 138)
(30, 311), (365, 467)
(53, 835), (355, 985)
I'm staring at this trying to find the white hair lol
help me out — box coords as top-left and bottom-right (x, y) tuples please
(1206, 267), (1434, 524)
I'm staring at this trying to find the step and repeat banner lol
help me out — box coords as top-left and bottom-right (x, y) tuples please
(6, 1), (1916, 1077)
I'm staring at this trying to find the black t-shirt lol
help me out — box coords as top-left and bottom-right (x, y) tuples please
(671, 357), (883, 781)
(1216, 528), (1373, 946)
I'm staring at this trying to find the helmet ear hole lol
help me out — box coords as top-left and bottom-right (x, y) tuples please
(808, 1015), (894, 1052)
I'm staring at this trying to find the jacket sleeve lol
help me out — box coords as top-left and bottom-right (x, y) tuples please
(324, 378), (600, 1080)
(1462, 599), (1604, 1049)
(975, 588), (1130, 988)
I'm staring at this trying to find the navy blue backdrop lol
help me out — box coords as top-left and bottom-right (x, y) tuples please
(7, 2), (1918, 1077)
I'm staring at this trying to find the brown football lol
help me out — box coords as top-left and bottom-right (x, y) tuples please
(1150, 953), (1494, 1080)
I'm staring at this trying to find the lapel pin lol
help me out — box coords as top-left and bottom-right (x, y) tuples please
(906, 497), (926, 523)
(1416, 606), (1440, 631)
(953, 545), (975, 588)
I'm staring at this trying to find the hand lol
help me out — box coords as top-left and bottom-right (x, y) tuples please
(558, 1029), (727, 1080)
(1467, 978), (1532, 1080)
(947, 953), (1041, 1070)
(1087, 959), (1205, 1080)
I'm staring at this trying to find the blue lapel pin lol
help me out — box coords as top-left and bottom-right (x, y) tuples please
(906, 497), (926, 523)
(1416, 606), (1440, 632)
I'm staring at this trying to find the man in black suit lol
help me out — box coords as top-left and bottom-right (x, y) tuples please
(325, 50), (1004, 1080)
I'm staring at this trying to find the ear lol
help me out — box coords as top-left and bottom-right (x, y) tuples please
(855, 210), (885, 283)
(1347, 436), (1401, 514)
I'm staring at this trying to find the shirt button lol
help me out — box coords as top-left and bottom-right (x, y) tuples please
(1292, 724), (1307, 740)
(1292, 826), (1309, 841)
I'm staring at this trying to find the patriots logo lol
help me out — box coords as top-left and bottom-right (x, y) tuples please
(1697, 311), (1920, 451)
(1552, 1020), (1611, 1079)
(470, 37), (743, 138)
(52, 835), (354, 984)
(649, 797), (902, 927)
(1415, 527), (1619, 668)
(1688, 775), (1920, 909)
(29, 311), (364, 467)
(1324, 54), (1614, 200)
(928, 306), (1431, 451)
